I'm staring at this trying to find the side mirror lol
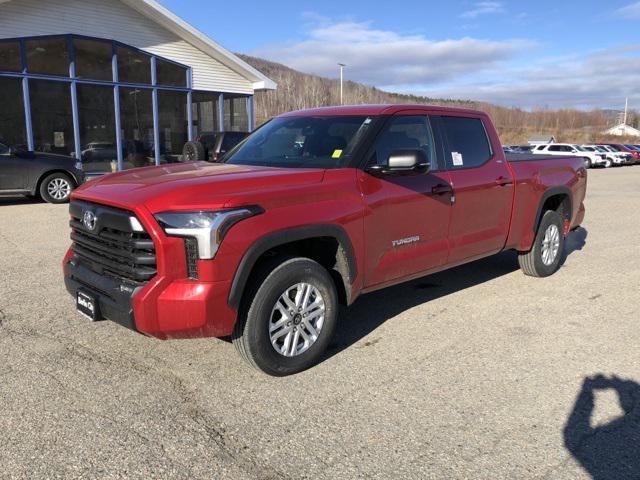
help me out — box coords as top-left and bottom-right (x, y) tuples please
(366, 149), (430, 176)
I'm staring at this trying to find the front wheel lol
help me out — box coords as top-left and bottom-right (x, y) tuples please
(39, 173), (74, 204)
(583, 157), (592, 169)
(232, 257), (338, 376)
(518, 210), (565, 278)
(603, 158), (612, 168)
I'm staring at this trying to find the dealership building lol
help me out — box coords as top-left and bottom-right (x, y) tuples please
(0, 0), (275, 174)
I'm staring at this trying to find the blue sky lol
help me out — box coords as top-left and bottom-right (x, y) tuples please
(160, 0), (640, 110)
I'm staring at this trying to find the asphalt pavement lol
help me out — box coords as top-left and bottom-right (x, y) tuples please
(0, 166), (639, 479)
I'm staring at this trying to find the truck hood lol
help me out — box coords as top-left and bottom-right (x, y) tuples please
(73, 162), (325, 213)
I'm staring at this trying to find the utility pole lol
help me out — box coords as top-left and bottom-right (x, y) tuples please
(338, 63), (346, 105)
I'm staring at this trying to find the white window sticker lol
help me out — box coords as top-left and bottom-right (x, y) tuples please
(452, 151), (464, 166)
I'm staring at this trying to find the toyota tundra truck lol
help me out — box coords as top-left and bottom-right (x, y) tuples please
(63, 105), (587, 376)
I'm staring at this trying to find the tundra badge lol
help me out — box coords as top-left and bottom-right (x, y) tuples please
(392, 236), (420, 247)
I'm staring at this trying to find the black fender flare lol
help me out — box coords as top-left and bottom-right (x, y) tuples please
(533, 186), (573, 233)
(228, 224), (357, 310)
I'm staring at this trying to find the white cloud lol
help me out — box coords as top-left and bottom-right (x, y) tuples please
(413, 46), (640, 109)
(460, 1), (505, 19)
(251, 16), (531, 87)
(250, 14), (640, 109)
(614, 1), (640, 18)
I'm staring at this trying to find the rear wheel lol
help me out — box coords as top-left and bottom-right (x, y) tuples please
(232, 257), (338, 376)
(518, 210), (565, 278)
(583, 157), (592, 169)
(39, 173), (74, 204)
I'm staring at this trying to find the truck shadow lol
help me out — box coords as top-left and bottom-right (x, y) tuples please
(561, 226), (588, 265)
(326, 227), (588, 359)
(563, 375), (640, 480)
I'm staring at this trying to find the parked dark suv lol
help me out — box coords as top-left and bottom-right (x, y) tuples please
(182, 131), (249, 162)
(0, 140), (85, 203)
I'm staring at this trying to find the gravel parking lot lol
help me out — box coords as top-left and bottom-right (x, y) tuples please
(1, 167), (639, 479)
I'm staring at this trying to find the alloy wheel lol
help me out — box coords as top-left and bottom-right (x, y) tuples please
(47, 178), (71, 200)
(541, 224), (561, 266)
(269, 283), (326, 357)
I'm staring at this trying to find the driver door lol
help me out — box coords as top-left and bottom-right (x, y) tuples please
(358, 113), (453, 288)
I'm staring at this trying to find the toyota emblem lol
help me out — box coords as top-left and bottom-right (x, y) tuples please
(83, 211), (97, 231)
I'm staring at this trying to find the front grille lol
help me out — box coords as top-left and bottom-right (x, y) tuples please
(69, 201), (157, 284)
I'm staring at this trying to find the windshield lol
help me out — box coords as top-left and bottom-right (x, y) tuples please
(225, 116), (375, 168)
(574, 145), (587, 151)
(582, 146), (595, 151)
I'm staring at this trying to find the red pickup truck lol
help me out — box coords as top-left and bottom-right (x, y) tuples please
(63, 105), (587, 375)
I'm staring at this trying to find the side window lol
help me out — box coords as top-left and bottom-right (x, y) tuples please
(441, 116), (492, 169)
(548, 145), (562, 152)
(369, 115), (436, 169)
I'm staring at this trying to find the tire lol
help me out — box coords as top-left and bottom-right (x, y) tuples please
(39, 172), (74, 204)
(182, 141), (206, 162)
(518, 210), (565, 278)
(232, 257), (338, 376)
(583, 157), (592, 169)
(603, 158), (612, 168)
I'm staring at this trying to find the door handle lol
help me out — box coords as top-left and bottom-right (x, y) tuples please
(431, 183), (453, 195)
(495, 176), (513, 186)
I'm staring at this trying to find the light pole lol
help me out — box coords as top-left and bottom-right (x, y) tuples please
(338, 63), (346, 105)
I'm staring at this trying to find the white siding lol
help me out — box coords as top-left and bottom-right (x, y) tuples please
(0, 0), (254, 94)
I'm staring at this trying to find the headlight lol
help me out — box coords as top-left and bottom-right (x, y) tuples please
(155, 207), (263, 259)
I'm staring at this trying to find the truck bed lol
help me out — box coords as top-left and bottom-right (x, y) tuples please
(503, 153), (587, 252)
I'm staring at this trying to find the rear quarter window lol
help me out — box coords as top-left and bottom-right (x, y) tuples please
(441, 116), (492, 169)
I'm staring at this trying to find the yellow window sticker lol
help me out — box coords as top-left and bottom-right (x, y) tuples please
(332, 149), (343, 159)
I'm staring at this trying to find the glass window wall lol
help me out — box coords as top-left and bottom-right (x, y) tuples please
(192, 92), (219, 136)
(29, 79), (74, 156)
(156, 58), (187, 87)
(0, 77), (27, 149)
(119, 87), (155, 169)
(0, 41), (22, 72)
(75, 38), (113, 81)
(77, 84), (117, 174)
(26, 37), (69, 76)
(224, 96), (249, 132)
(117, 46), (151, 84)
(158, 90), (188, 163)
(0, 35), (253, 171)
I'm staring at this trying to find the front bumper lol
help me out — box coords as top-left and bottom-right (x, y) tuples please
(64, 256), (138, 331)
(63, 248), (238, 339)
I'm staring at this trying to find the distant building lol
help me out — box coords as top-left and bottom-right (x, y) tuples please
(603, 124), (640, 137)
(528, 135), (556, 145)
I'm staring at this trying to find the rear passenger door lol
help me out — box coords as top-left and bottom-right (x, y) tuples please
(435, 115), (514, 264)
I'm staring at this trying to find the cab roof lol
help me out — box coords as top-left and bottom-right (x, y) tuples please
(279, 104), (487, 117)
